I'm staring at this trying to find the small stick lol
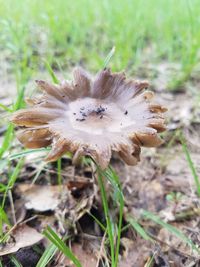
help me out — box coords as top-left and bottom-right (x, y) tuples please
(95, 232), (107, 267)
(8, 190), (16, 225)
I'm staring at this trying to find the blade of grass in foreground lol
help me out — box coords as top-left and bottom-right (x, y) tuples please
(144, 254), (155, 267)
(0, 184), (7, 193)
(0, 82), (26, 159)
(126, 216), (152, 241)
(97, 171), (115, 267)
(180, 134), (200, 197)
(0, 158), (24, 236)
(44, 60), (59, 84)
(105, 167), (124, 267)
(87, 211), (106, 232)
(0, 124), (14, 159)
(9, 256), (23, 267)
(142, 210), (199, 253)
(1, 158), (24, 209)
(36, 243), (58, 267)
(0, 103), (13, 112)
(97, 166), (125, 267)
(43, 226), (82, 267)
(103, 46), (116, 69)
(0, 207), (11, 238)
(31, 162), (47, 185)
(0, 207), (10, 226)
(9, 148), (51, 161)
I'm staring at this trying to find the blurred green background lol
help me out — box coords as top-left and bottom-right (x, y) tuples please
(0, 0), (200, 89)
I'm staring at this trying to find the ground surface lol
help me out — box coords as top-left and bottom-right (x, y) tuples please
(0, 1), (200, 267)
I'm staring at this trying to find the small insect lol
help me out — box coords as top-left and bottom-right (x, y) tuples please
(76, 118), (86, 122)
(96, 105), (106, 115)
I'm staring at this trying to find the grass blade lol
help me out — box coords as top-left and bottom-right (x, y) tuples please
(180, 134), (200, 197)
(9, 256), (23, 267)
(142, 210), (199, 253)
(13, 85), (26, 111)
(0, 103), (13, 112)
(1, 158), (24, 209)
(9, 148), (50, 161)
(36, 243), (58, 267)
(87, 211), (106, 232)
(0, 83), (26, 159)
(106, 167), (124, 267)
(127, 216), (152, 241)
(43, 226), (82, 267)
(44, 60), (59, 84)
(97, 170), (115, 267)
(103, 46), (115, 69)
(98, 166), (124, 267)
(31, 162), (47, 185)
(0, 124), (14, 159)
(0, 207), (11, 237)
(144, 254), (155, 267)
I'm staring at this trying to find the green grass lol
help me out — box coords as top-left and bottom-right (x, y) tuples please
(180, 133), (200, 197)
(1, 0), (200, 82)
(36, 243), (58, 267)
(9, 256), (23, 267)
(142, 210), (199, 253)
(43, 226), (82, 267)
(126, 215), (152, 241)
(97, 169), (116, 266)
(0, 158), (24, 237)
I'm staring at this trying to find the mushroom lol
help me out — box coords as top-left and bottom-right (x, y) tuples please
(11, 68), (167, 169)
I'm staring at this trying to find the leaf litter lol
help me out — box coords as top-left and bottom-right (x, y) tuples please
(16, 184), (65, 212)
(0, 224), (43, 256)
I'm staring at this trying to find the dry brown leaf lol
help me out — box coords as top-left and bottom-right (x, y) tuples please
(17, 184), (68, 212)
(0, 224), (43, 256)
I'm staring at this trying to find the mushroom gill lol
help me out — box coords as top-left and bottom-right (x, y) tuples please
(11, 67), (167, 169)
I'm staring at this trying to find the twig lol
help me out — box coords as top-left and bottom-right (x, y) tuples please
(96, 232), (107, 267)
(8, 190), (16, 225)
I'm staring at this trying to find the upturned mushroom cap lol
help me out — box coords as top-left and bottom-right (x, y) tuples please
(11, 67), (167, 169)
